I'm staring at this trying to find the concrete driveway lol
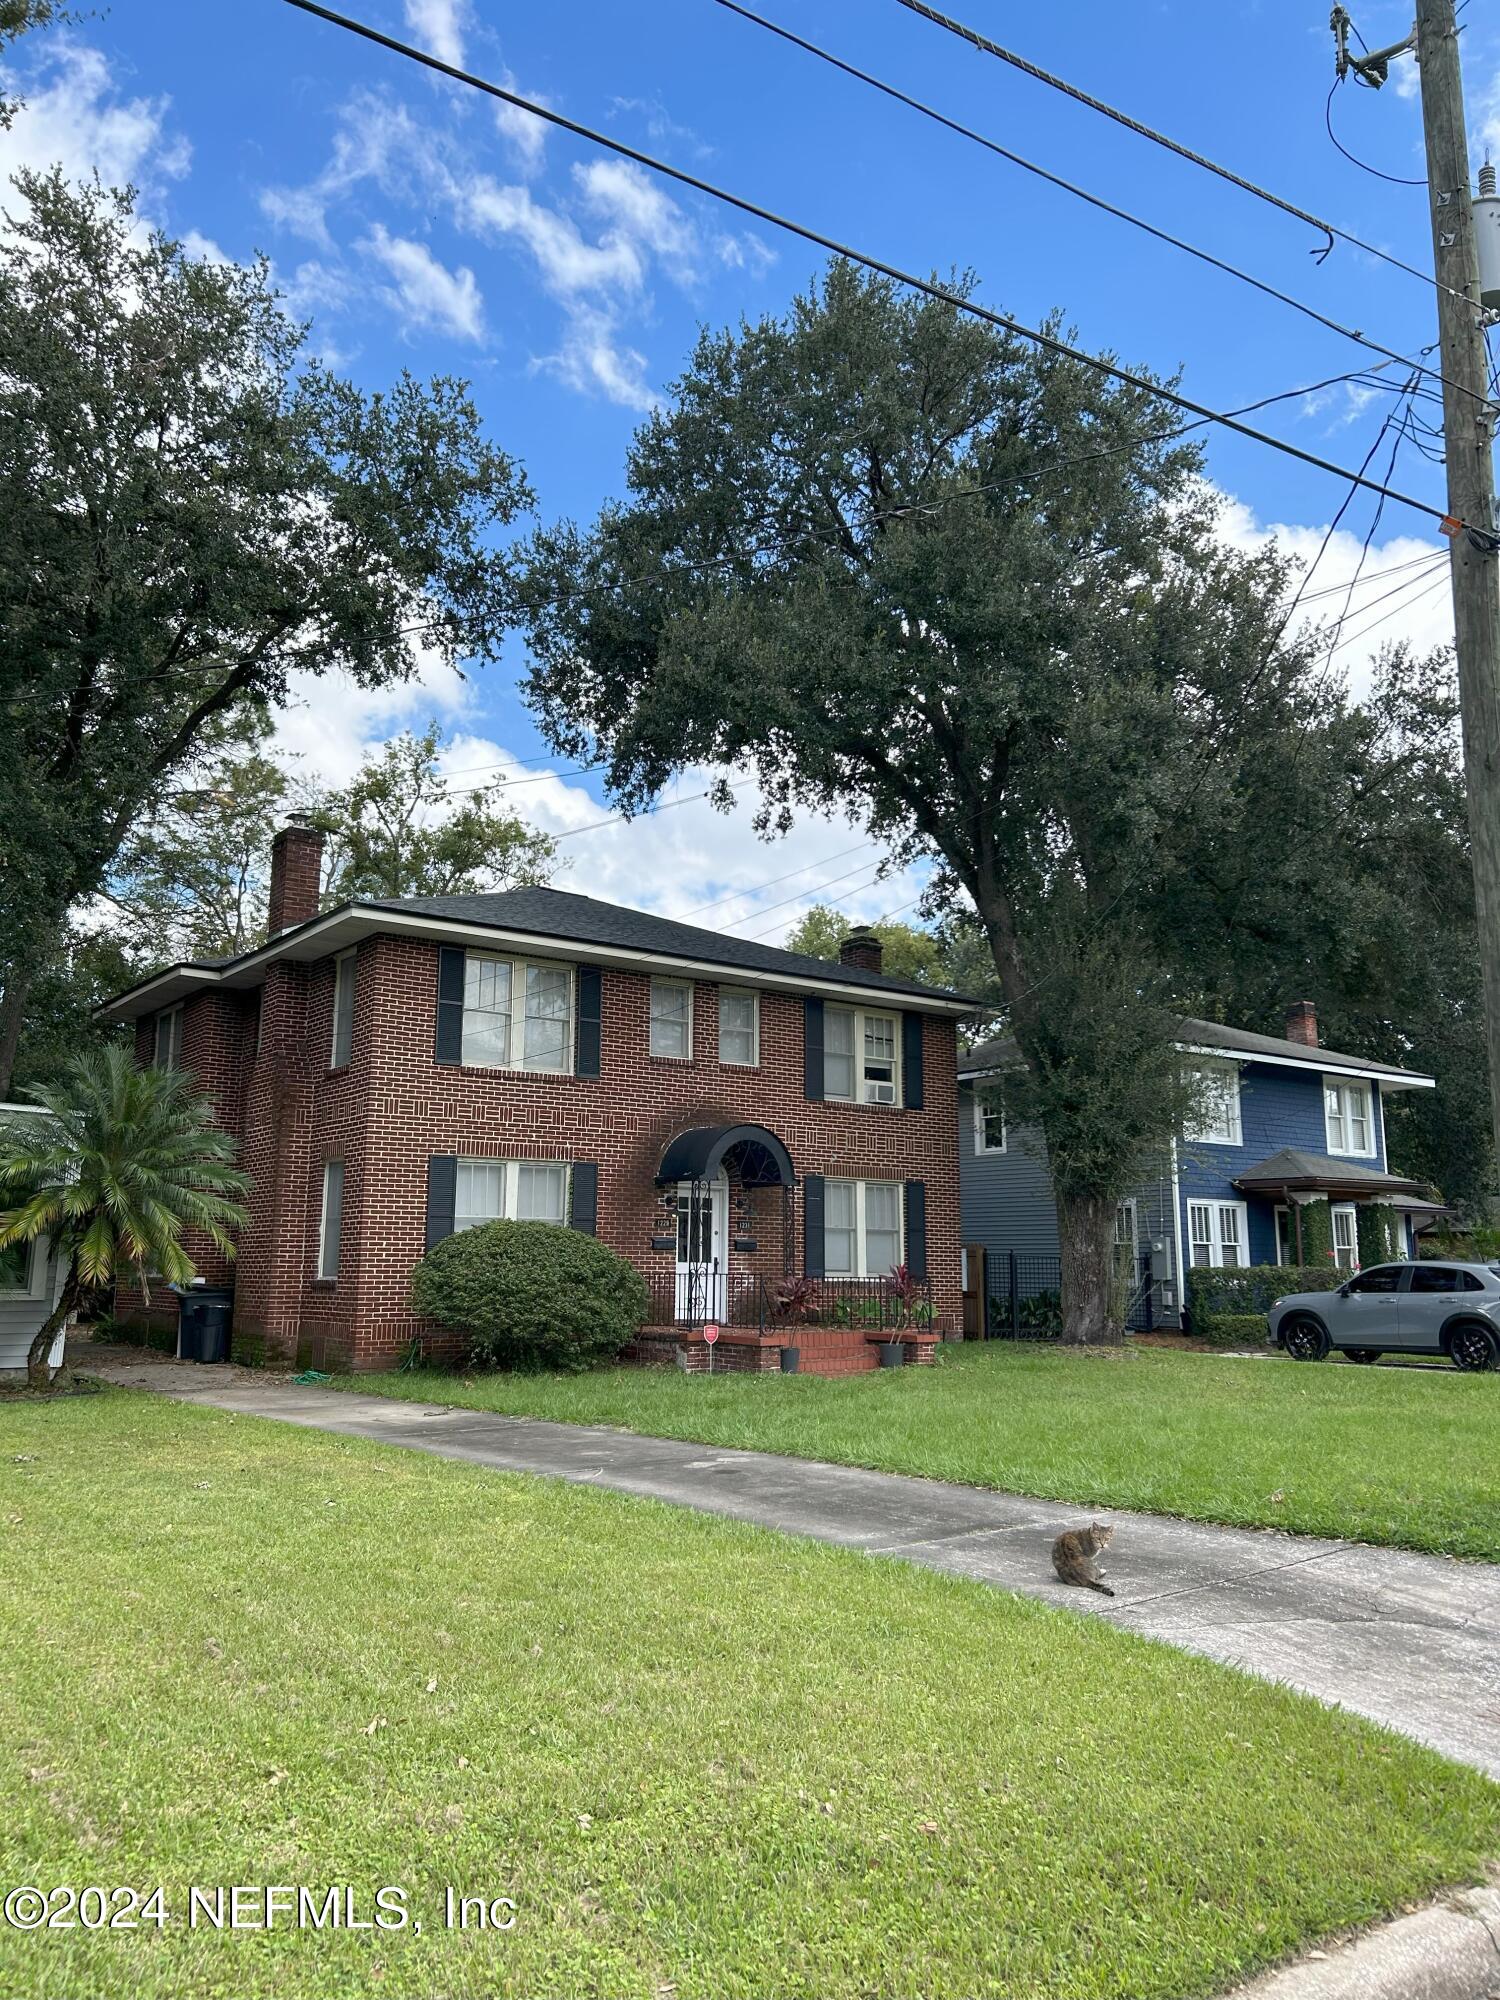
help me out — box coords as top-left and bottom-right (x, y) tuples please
(89, 1345), (1500, 1781)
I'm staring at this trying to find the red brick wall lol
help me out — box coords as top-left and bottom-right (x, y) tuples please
(266, 825), (323, 936)
(125, 934), (963, 1371)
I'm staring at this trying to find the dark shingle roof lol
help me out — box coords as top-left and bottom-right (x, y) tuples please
(358, 887), (973, 1004)
(1232, 1148), (1429, 1195)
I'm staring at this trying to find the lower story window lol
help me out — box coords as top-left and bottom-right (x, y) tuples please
(317, 1161), (344, 1280)
(1331, 1203), (1358, 1270)
(1188, 1199), (1246, 1270)
(455, 1158), (570, 1230)
(824, 1179), (903, 1278)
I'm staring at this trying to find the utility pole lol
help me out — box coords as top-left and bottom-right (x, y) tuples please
(1334, 2), (1500, 1163)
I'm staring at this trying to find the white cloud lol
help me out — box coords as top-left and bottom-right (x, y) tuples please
(403, 0), (469, 68)
(271, 643), (475, 790)
(1215, 489), (1453, 698)
(463, 173), (644, 294)
(360, 222), (485, 341)
(493, 81), (549, 176)
(0, 40), (188, 197)
(537, 304), (657, 410)
(576, 158), (698, 281)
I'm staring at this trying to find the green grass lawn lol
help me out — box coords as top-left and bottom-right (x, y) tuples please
(336, 1340), (1500, 1561)
(2, 1394), (1496, 2000)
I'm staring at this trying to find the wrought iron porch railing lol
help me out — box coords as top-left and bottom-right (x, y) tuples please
(643, 1267), (934, 1334)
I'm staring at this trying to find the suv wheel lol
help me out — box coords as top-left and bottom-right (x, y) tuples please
(1344, 1348), (1380, 1365)
(1449, 1323), (1499, 1373)
(1282, 1314), (1329, 1362)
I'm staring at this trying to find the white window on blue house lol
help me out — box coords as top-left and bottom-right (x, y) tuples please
(1331, 1203), (1359, 1270)
(972, 1087), (1006, 1154)
(1188, 1200), (1247, 1268)
(1184, 1061), (1242, 1146)
(1324, 1078), (1375, 1158)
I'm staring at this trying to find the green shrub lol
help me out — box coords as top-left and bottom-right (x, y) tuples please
(412, 1221), (650, 1373)
(1186, 1264), (1342, 1327)
(1198, 1312), (1271, 1348)
(1357, 1202), (1400, 1267)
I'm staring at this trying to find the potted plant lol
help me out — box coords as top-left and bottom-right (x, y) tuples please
(770, 1273), (818, 1372)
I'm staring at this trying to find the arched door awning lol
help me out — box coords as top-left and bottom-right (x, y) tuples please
(656, 1124), (796, 1188)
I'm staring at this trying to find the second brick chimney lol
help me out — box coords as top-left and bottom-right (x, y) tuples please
(266, 817), (325, 936)
(839, 930), (884, 975)
(1284, 999), (1319, 1049)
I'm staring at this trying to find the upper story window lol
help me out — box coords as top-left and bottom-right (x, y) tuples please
(1324, 1077), (1375, 1157)
(330, 951), (356, 1068)
(719, 988), (759, 1067)
(826, 1006), (902, 1107)
(971, 1087), (1006, 1154)
(824, 1178), (903, 1278)
(650, 978), (693, 1060)
(1184, 1059), (1241, 1146)
(153, 1005), (183, 1071)
(454, 1158), (569, 1229)
(461, 954), (573, 1073)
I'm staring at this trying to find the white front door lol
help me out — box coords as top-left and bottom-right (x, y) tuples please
(675, 1177), (728, 1322)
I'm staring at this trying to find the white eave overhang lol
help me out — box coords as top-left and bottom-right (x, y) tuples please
(94, 904), (978, 1025)
(959, 1043), (1435, 1093)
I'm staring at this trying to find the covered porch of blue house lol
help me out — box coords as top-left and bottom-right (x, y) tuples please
(1224, 1148), (1439, 1272)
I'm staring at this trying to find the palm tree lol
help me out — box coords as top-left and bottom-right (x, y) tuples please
(0, 1045), (249, 1390)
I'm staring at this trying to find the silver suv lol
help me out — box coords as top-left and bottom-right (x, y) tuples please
(1269, 1261), (1500, 1370)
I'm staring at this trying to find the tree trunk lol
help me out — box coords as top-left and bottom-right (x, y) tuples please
(26, 1270), (79, 1392)
(0, 964), (34, 1100)
(1055, 1189), (1123, 1346)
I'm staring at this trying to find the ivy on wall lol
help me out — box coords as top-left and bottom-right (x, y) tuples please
(1357, 1202), (1399, 1266)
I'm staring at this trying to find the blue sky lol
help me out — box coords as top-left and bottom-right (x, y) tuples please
(3, 0), (1495, 937)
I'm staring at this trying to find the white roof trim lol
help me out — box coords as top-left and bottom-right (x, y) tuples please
(959, 1044), (1434, 1091)
(95, 904), (974, 1023)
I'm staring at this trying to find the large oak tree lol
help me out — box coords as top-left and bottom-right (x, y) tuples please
(515, 262), (1347, 1342)
(0, 169), (530, 1089)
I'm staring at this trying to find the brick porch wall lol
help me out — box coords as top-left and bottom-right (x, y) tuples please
(122, 933), (963, 1372)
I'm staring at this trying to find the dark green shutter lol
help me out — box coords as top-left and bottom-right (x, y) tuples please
(803, 1173), (825, 1276)
(425, 1156), (457, 1250)
(569, 1162), (598, 1235)
(434, 948), (465, 1065)
(903, 1180), (927, 1280)
(804, 998), (824, 1100)
(575, 966), (602, 1077)
(902, 1012), (924, 1109)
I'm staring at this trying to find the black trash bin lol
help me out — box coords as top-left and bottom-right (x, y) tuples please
(178, 1286), (234, 1364)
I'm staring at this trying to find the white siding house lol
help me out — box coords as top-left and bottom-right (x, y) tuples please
(0, 1105), (68, 1377)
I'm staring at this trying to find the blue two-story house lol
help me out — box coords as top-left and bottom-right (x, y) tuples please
(957, 1001), (1437, 1330)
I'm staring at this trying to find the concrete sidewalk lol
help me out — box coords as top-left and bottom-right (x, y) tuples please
(90, 1346), (1500, 1781)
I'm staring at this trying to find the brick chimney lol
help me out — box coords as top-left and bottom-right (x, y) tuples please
(1285, 999), (1319, 1048)
(266, 817), (325, 936)
(839, 930), (884, 974)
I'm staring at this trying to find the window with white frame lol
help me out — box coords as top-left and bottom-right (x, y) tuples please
(649, 978), (693, 1060)
(1114, 1200), (1137, 1249)
(825, 1006), (902, 1107)
(330, 951), (356, 1067)
(317, 1160), (344, 1281)
(1324, 1077), (1375, 1158)
(823, 1179), (904, 1278)
(153, 1005), (183, 1071)
(454, 1158), (570, 1231)
(1187, 1199), (1248, 1269)
(1184, 1060), (1242, 1145)
(719, 988), (759, 1066)
(0, 1238), (42, 1299)
(972, 1086), (1006, 1154)
(460, 954), (573, 1073)
(1331, 1203), (1359, 1270)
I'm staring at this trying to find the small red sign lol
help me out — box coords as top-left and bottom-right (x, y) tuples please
(702, 1322), (720, 1345)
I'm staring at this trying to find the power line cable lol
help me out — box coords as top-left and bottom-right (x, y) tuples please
(891, 0), (1471, 308)
(1324, 78), (1427, 187)
(279, 0), (1484, 541)
(713, 0), (1484, 414)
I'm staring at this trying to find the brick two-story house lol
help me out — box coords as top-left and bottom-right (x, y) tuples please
(98, 823), (971, 1373)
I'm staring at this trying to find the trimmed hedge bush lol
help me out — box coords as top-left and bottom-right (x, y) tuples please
(1197, 1312), (1272, 1348)
(1186, 1264), (1342, 1327)
(412, 1221), (650, 1373)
